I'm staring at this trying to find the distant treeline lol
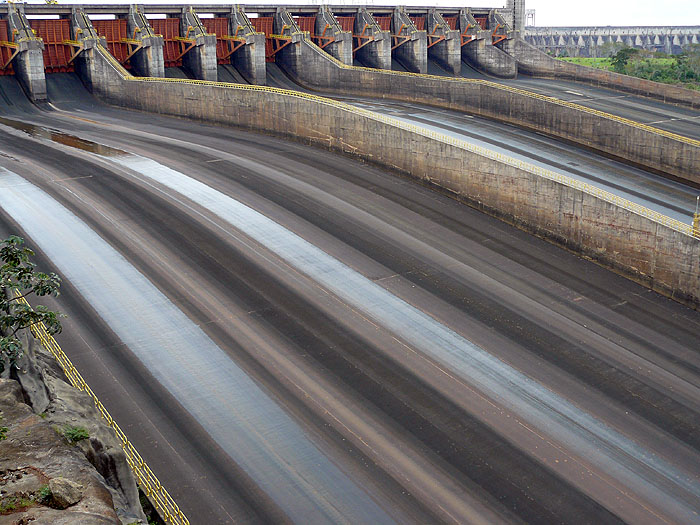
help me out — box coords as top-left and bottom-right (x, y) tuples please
(556, 44), (700, 91)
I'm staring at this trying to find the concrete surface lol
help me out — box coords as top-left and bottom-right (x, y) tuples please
(511, 37), (700, 110)
(66, 45), (700, 307)
(0, 73), (699, 523)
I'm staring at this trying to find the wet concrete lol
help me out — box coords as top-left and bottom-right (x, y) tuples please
(0, 73), (699, 524)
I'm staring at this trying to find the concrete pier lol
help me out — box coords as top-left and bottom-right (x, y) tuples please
(426, 9), (460, 75)
(355, 8), (391, 70)
(127, 5), (164, 78)
(392, 7), (427, 74)
(180, 6), (217, 81)
(228, 6), (266, 85)
(460, 9), (516, 78)
(70, 7), (110, 93)
(5, 3), (46, 101)
(316, 6), (352, 66)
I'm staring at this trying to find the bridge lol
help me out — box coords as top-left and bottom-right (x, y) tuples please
(0, 2), (699, 524)
(524, 25), (700, 57)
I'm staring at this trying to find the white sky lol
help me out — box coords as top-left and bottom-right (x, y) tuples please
(21, 1), (700, 27)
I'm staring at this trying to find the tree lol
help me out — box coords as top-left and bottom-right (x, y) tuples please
(610, 47), (639, 73)
(599, 41), (626, 59)
(1, 236), (62, 373)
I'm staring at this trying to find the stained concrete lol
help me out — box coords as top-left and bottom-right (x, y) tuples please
(355, 8), (391, 70)
(316, 6), (353, 66)
(426, 9), (460, 76)
(126, 4), (165, 78)
(180, 6), (217, 81)
(270, 36), (699, 186)
(392, 7), (427, 74)
(4, 3), (46, 101)
(229, 6), (266, 85)
(73, 44), (700, 309)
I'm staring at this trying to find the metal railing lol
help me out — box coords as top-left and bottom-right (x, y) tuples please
(13, 292), (189, 525)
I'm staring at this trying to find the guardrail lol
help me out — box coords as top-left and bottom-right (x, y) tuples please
(96, 44), (700, 241)
(13, 292), (189, 525)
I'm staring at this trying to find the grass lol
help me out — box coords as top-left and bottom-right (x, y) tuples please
(62, 425), (90, 444)
(0, 496), (36, 514)
(559, 57), (613, 69)
(557, 56), (700, 91)
(559, 57), (676, 69)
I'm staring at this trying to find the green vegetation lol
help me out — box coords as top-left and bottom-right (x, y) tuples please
(558, 44), (700, 91)
(37, 484), (52, 504)
(62, 425), (90, 444)
(0, 414), (7, 441)
(0, 496), (35, 514)
(1, 236), (62, 373)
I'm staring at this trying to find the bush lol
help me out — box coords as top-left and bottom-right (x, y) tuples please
(37, 484), (52, 504)
(62, 425), (89, 444)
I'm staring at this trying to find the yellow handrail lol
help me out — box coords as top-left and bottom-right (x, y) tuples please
(13, 292), (189, 525)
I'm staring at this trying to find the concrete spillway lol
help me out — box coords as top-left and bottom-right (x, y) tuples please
(1, 3), (700, 524)
(1, 72), (700, 523)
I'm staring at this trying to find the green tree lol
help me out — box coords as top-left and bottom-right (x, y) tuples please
(610, 47), (640, 73)
(1, 236), (62, 373)
(599, 41), (626, 58)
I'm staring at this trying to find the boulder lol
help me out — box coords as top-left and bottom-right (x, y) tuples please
(48, 478), (83, 509)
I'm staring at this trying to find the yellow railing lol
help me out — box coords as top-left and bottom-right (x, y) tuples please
(13, 292), (189, 525)
(94, 44), (700, 240)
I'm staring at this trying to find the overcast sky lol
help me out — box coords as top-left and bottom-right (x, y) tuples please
(520, 0), (700, 27)
(23, 0), (700, 27)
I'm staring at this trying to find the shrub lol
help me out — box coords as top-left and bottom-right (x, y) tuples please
(62, 425), (89, 444)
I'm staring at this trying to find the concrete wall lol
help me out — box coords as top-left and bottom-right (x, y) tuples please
(74, 45), (700, 309)
(229, 6), (266, 85)
(274, 38), (700, 186)
(392, 8), (427, 74)
(355, 9), (391, 70)
(5, 4), (47, 102)
(511, 38), (700, 110)
(426, 9), (460, 75)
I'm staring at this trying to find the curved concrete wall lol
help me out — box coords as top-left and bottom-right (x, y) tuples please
(272, 38), (700, 186)
(76, 45), (700, 309)
(511, 38), (700, 110)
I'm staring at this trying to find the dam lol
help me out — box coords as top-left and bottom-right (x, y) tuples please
(1, 2), (699, 524)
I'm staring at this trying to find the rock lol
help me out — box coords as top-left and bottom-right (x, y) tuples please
(5, 334), (148, 524)
(48, 478), (83, 509)
(10, 331), (51, 414)
(0, 379), (120, 524)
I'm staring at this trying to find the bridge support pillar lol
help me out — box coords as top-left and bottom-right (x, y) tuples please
(460, 8), (516, 78)
(392, 7), (427, 74)
(180, 6), (217, 81)
(5, 3), (46, 102)
(315, 6), (352, 66)
(127, 5), (164, 78)
(426, 9), (460, 75)
(228, 6), (266, 85)
(354, 9), (391, 70)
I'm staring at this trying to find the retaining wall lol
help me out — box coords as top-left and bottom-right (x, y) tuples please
(511, 38), (700, 110)
(274, 37), (700, 186)
(80, 45), (700, 309)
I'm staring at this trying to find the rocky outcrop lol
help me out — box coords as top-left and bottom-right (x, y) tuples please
(0, 328), (147, 524)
